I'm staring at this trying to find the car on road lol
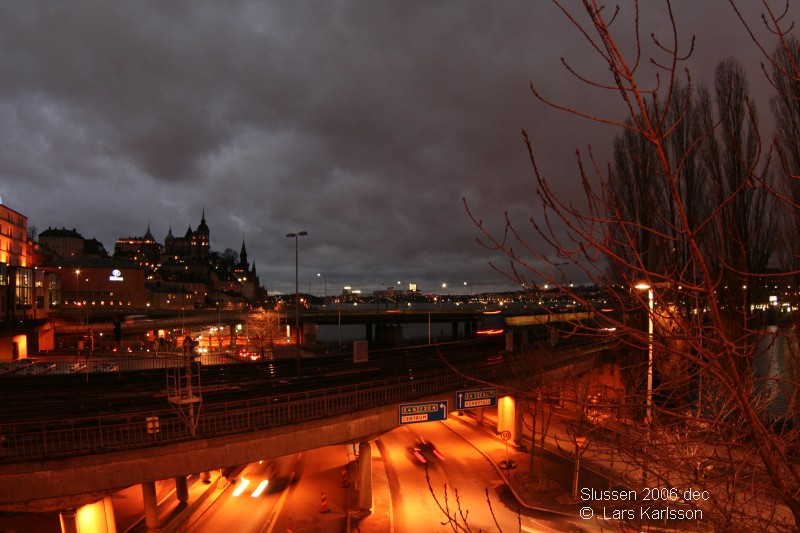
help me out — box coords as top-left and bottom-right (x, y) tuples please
(408, 438), (446, 465)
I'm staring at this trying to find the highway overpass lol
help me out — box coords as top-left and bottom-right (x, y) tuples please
(0, 338), (603, 531)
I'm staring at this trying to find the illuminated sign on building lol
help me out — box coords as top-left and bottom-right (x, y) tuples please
(109, 269), (124, 282)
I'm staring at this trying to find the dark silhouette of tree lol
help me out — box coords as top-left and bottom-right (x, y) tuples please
(459, 1), (800, 531)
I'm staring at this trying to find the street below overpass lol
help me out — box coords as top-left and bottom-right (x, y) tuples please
(0, 338), (618, 532)
(1, 411), (608, 533)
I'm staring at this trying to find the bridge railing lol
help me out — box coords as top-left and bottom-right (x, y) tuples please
(0, 342), (602, 464)
(0, 360), (485, 463)
(0, 350), (307, 376)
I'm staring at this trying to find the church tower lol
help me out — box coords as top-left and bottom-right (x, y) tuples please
(195, 207), (210, 260)
(239, 239), (248, 270)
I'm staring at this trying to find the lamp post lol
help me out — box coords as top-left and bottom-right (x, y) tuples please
(287, 231), (308, 377)
(308, 272), (327, 304)
(338, 287), (344, 351)
(318, 273), (326, 305)
(635, 281), (665, 483)
(634, 283), (655, 426)
(75, 269), (81, 320)
(75, 269), (81, 355)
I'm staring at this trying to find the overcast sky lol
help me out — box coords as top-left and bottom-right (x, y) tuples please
(0, 1), (790, 294)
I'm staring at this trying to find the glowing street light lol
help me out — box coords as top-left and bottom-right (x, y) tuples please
(308, 272), (327, 303)
(634, 282), (655, 426)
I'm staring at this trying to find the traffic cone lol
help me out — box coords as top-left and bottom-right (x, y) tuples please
(320, 491), (330, 513)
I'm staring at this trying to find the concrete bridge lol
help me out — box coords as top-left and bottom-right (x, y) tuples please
(0, 340), (603, 531)
(52, 307), (592, 348)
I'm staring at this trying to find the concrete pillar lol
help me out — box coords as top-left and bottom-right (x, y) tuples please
(303, 321), (317, 344)
(175, 475), (189, 503)
(59, 508), (79, 533)
(101, 496), (117, 533)
(229, 323), (236, 348)
(497, 395), (516, 441)
(505, 330), (514, 352)
(358, 441), (373, 512)
(142, 481), (159, 530)
(60, 498), (117, 533)
(514, 398), (525, 450)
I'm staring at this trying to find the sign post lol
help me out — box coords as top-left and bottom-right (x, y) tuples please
(399, 400), (448, 425)
(455, 388), (497, 410)
(500, 429), (514, 470)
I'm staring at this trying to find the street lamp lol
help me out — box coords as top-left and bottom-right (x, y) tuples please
(634, 282), (655, 426)
(75, 269), (81, 318)
(308, 272), (326, 303)
(75, 269), (81, 355)
(287, 231), (308, 377)
(318, 272), (326, 305)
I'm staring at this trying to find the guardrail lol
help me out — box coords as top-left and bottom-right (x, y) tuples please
(0, 349), (305, 376)
(0, 359), (501, 463)
(0, 341), (602, 464)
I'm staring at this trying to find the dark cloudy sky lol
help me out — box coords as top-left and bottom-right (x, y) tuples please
(0, 1), (789, 294)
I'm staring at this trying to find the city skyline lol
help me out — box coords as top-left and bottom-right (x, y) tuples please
(0, 2), (787, 293)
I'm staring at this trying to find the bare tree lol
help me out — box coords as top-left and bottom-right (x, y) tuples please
(245, 307), (282, 359)
(765, 35), (800, 279)
(461, 1), (800, 531)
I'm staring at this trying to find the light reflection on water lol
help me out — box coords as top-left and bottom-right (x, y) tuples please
(314, 323), (460, 344)
(754, 326), (798, 417)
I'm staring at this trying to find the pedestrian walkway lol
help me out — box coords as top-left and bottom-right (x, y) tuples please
(348, 442), (392, 533)
(128, 471), (224, 533)
(443, 406), (720, 532)
(444, 408), (598, 516)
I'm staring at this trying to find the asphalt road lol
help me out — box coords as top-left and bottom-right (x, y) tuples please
(380, 422), (598, 533)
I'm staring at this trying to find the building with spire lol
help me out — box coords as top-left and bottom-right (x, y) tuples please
(233, 239), (260, 303)
(163, 209), (210, 263)
(113, 224), (163, 270)
(108, 209), (265, 309)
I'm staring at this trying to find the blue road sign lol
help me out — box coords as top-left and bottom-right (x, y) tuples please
(399, 400), (449, 425)
(455, 388), (497, 410)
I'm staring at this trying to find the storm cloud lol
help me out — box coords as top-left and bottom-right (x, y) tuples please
(0, 1), (785, 293)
